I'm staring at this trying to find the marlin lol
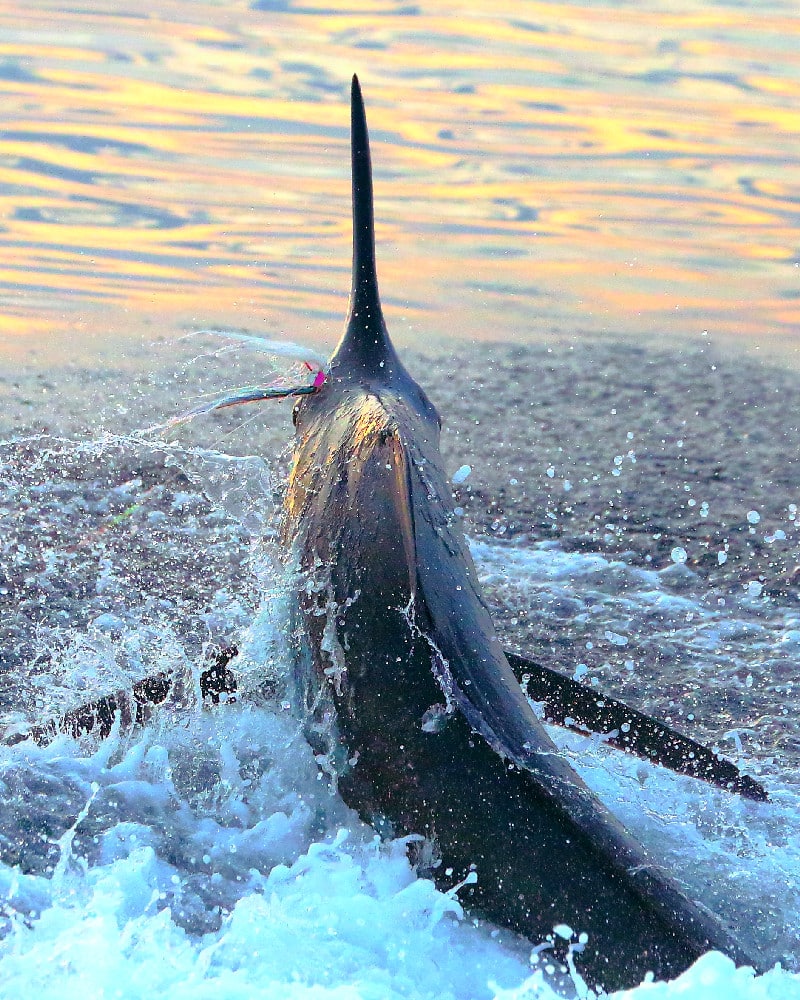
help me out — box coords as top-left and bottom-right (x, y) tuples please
(5, 74), (767, 992)
(277, 76), (762, 990)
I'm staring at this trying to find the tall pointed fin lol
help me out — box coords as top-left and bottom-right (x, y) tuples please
(350, 74), (379, 311)
(332, 76), (403, 377)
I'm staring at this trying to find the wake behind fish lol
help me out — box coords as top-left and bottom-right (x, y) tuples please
(0, 437), (797, 999)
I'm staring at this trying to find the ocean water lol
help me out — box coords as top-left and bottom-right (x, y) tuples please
(0, 0), (798, 360)
(1, 436), (798, 999)
(1, 1), (799, 995)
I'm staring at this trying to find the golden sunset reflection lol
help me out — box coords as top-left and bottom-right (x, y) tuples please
(0, 0), (797, 360)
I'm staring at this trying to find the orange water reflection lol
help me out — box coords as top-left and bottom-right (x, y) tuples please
(0, 0), (798, 361)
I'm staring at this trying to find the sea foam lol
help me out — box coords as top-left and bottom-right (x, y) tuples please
(1, 439), (797, 999)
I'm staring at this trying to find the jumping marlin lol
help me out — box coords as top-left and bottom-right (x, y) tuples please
(278, 76), (761, 990)
(4, 75), (767, 992)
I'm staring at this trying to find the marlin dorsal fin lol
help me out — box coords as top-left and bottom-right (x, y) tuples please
(350, 73), (379, 320)
(333, 75), (398, 376)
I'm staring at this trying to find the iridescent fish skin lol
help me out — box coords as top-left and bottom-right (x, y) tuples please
(281, 76), (760, 992)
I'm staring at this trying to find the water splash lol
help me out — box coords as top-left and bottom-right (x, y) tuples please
(0, 434), (798, 998)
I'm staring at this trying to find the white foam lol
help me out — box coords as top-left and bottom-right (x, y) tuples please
(1, 442), (798, 999)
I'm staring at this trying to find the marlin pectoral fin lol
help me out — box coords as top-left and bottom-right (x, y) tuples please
(504, 649), (768, 801)
(3, 646), (238, 748)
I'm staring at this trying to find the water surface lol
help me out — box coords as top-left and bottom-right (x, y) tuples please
(1, 6), (799, 996)
(0, 0), (798, 362)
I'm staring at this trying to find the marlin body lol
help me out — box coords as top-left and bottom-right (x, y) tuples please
(280, 77), (758, 991)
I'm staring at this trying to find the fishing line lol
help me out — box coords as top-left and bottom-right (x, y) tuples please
(147, 332), (328, 434)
